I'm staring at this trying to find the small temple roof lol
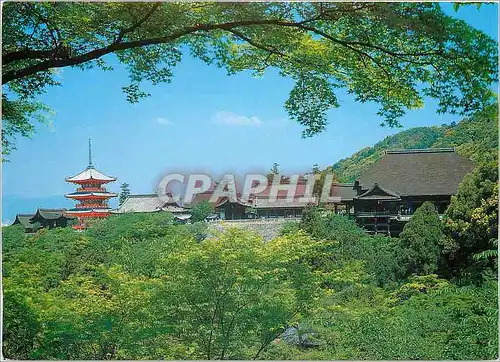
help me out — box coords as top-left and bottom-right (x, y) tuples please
(355, 183), (401, 201)
(162, 204), (187, 213)
(66, 167), (116, 183)
(12, 214), (36, 229)
(66, 139), (116, 183)
(65, 191), (118, 198)
(183, 192), (250, 208)
(115, 194), (183, 213)
(250, 183), (312, 199)
(357, 148), (474, 196)
(32, 208), (73, 220)
(329, 183), (357, 201)
(213, 197), (252, 208)
(182, 192), (224, 208)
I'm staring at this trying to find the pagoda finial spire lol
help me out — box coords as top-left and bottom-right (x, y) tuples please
(88, 138), (94, 168)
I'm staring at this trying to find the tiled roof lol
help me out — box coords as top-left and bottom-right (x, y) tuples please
(355, 183), (401, 200)
(182, 192), (222, 208)
(329, 183), (357, 201)
(357, 149), (474, 196)
(183, 192), (249, 208)
(12, 214), (36, 229)
(65, 192), (118, 198)
(251, 183), (311, 199)
(66, 166), (116, 183)
(115, 194), (186, 213)
(66, 208), (111, 214)
(32, 208), (72, 220)
(115, 194), (165, 213)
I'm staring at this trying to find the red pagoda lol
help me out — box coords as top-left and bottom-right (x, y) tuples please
(65, 139), (117, 230)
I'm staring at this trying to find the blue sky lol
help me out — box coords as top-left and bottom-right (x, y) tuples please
(2, 3), (498, 223)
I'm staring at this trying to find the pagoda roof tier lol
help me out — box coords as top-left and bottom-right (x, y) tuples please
(65, 209), (112, 219)
(66, 166), (116, 183)
(66, 210), (111, 218)
(65, 191), (118, 200)
(66, 207), (112, 214)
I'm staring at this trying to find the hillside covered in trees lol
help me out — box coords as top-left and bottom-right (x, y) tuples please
(332, 104), (498, 182)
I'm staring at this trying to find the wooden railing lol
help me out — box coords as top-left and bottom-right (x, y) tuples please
(355, 211), (391, 217)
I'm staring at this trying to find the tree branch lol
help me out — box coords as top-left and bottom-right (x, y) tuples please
(3, 49), (56, 65)
(3, 16), (446, 85)
(3, 19), (298, 84)
(115, 3), (161, 44)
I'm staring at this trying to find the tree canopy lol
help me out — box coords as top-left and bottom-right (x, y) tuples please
(190, 199), (215, 222)
(2, 2), (498, 157)
(3, 209), (497, 359)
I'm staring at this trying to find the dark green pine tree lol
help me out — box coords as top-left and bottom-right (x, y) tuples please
(397, 201), (444, 278)
(118, 183), (131, 206)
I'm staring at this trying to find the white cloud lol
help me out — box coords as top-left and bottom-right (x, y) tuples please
(47, 120), (56, 133)
(212, 111), (262, 126)
(156, 117), (175, 126)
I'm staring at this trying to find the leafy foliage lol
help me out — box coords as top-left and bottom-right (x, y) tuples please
(262, 274), (498, 360)
(156, 228), (320, 359)
(442, 159), (498, 280)
(190, 199), (215, 222)
(300, 207), (401, 287)
(2, 3), (498, 158)
(2, 215), (321, 359)
(1, 95), (53, 159)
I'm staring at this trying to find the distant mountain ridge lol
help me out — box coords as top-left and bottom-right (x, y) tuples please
(332, 104), (498, 183)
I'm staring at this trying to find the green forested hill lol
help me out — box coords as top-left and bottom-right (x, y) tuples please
(333, 105), (498, 182)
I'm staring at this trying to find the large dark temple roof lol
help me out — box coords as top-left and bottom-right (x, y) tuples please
(357, 148), (474, 196)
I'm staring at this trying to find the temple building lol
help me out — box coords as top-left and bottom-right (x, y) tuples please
(249, 182), (317, 219)
(12, 209), (75, 232)
(64, 140), (117, 230)
(112, 194), (189, 221)
(182, 192), (251, 220)
(12, 214), (37, 232)
(351, 148), (474, 235)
